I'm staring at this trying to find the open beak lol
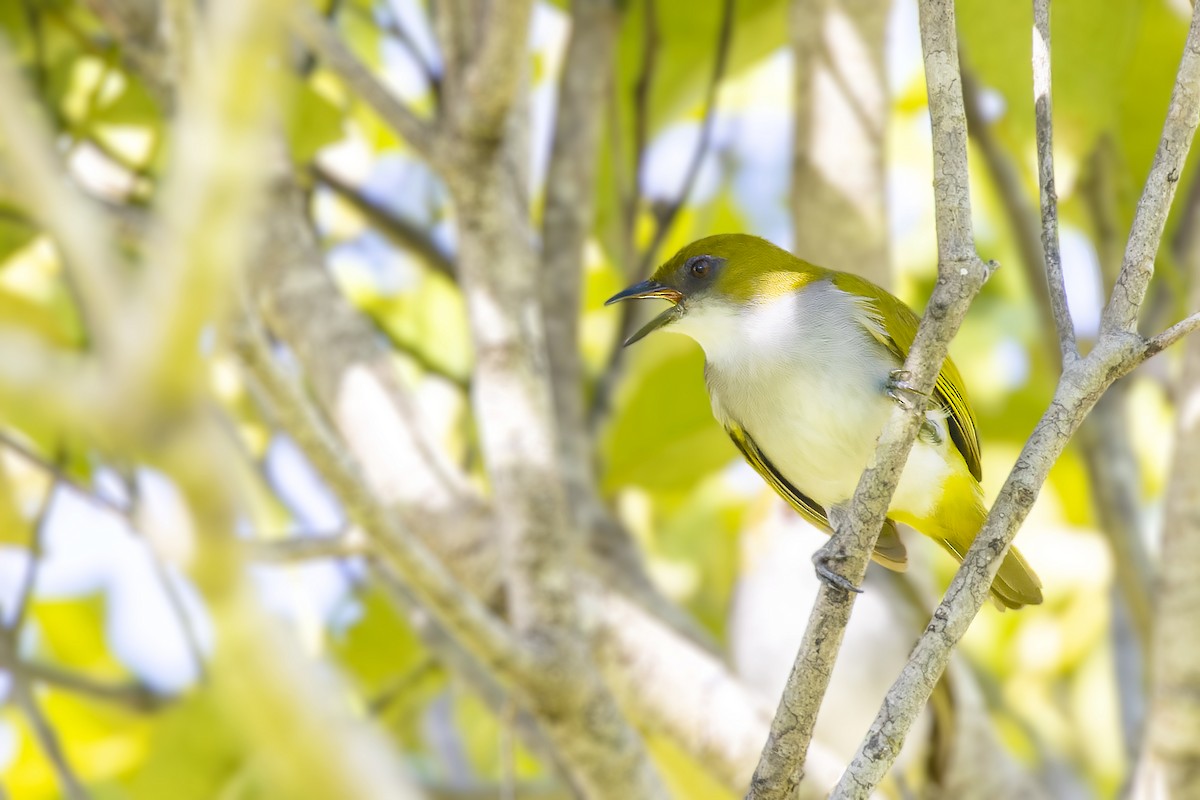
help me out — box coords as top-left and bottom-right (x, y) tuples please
(605, 280), (685, 346)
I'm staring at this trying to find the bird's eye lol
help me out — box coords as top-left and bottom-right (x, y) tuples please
(689, 257), (711, 279)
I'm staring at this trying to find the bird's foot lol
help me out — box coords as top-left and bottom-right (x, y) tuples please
(812, 546), (863, 595)
(886, 369), (928, 412)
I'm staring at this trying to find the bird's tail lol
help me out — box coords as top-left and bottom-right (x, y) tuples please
(919, 477), (1043, 610)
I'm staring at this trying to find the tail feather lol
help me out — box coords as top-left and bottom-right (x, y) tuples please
(987, 545), (1043, 610)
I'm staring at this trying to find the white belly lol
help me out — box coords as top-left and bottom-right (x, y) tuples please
(672, 281), (953, 517)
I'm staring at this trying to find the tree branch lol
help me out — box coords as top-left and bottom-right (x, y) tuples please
(0, 39), (124, 352)
(792, 0), (890, 283)
(746, 1), (993, 795)
(834, 4), (1200, 794)
(1136, 226), (1200, 800)
(591, 0), (734, 427)
(963, 68), (1059, 366)
(311, 163), (456, 280)
(1101, 6), (1200, 334)
(290, 4), (438, 164)
(1032, 0), (1077, 364)
(457, 0), (534, 137)
(540, 0), (618, 507)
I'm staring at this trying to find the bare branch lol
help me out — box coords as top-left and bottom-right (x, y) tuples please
(311, 162), (457, 280)
(792, 0), (890, 283)
(1032, 0), (1077, 363)
(635, 0), (734, 278)
(540, 0), (618, 525)
(0, 39), (124, 350)
(9, 679), (90, 800)
(1137, 224), (1200, 800)
(458, 0), (534, 136)
(1143, 309), (1200, 357)
(592, 0), (734, 426)
(234, 305), (525, 677)
(835, 5), (1200, 793)
(1, 497), (88, 800)
(962, 68), (1058, 364)
(290, 4), (438, 164)
(1102, 6), (1200, 334)
(746, 0), (992, 795)
(246, 528), (370, 563)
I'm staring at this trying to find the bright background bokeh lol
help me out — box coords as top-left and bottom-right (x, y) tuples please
(0, 0), (1193, 796)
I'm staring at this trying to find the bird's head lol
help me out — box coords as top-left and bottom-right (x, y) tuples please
(606, 234), (819, 346)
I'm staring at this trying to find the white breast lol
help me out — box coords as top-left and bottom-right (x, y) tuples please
(671, 281), (951, 516)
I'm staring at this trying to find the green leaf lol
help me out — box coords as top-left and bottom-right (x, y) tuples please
(600, 335), (736, 494)
(31, 594), (127, 679)
(123, 691), (247, 800)
(286, 79), (346, 164)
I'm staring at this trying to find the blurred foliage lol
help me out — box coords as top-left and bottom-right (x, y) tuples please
(0, 0), (1194, 797)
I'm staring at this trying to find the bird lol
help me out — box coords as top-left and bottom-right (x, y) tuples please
(606, 233), (1042, 609)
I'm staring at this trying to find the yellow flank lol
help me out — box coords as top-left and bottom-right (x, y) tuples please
(891, 459), (1042, 610)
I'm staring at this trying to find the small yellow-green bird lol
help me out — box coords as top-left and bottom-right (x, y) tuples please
(607, 234), (1042, 609)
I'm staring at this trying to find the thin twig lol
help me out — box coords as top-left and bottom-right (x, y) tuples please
(0, 433), (124, 515)
(1102, 7), (1200, 334)
(591, 0), (735, 428)
(290, 4), (438, 163)
(962, 68), (1058, 363)
(310, 163), (456, 279)
(628, 0), (660, 238)
(2, 492), (89, 800)
(6, 657), (169, 712)
(1032, 0), (1077, 364)
(1144, 310), (1200, 356)
(247, 528), (371, 563)
(634, 0), (734, 280)
(0, 38), (124, 352)
(10, 680), (90, 800)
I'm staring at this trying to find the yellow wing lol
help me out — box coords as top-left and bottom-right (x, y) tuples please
(725, 422), (908, 571)
(832, 272), (983, 481)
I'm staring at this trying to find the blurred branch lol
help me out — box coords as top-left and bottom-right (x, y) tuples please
(1, 498), (89, 800)
(311, 162), (457, 279)
(747, 0), (995, 795)
(792, 0), (890, 283)
(962, 69), (1057, 362)
(628, 0), (660, 236)
(457, 0), (533, 137)
(364, 3), (442, 104)
(290, 5), (438, 164)
(1032, 0), (1077, 365)
(836, 3), (1200, 795)
(0, 432), (127, 515)
(592, 0), (734, 427)
(539, 0), (619, 544)
(635, 0), (733, 279)
(1101, 12), (1200, 334)
(78, 0), (171, 108)
(0, 39), (124, 352)
(246, 527), (370, 563)
(9, 680), (89, 800)
(247, 178), (487, 566)
(445, 28), (670, 799)
(234, 303), (524, 675)
(1136, 234), (1200, 800)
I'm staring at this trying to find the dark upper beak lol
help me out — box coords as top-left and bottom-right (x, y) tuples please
(605, 280), (685, 346)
